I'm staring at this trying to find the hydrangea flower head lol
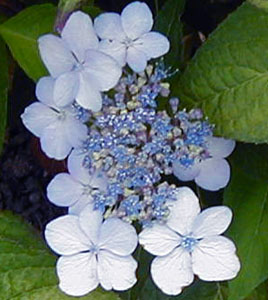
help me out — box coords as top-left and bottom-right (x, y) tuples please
(173, 136), (235, 191)
(58, 62), (234, 225)
(139, 187), (240, 295)
(21, 76), (88, 160)
(38, 11), (122, 110)
(19, 3), (241, 298)
(45, 205), (138, 296)
(94, 1), (170, 72)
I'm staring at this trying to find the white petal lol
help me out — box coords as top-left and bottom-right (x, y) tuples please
(98, 251), (137, 291)
(68, 149), (91, 184)
(64, 115), (88, 148)
(195, 158), (231, 191)
(191, 206), (232, 239)
(134, 32), (170, 59)
(126, 46), (147, 72)
(84, 50), (122, 91)
(79, 205), (103, 245)
(76, 71), (103, 111)
(173, 159), (200, 181)
(54, 72), (79, 107)
(192, 236), (241, 281)
(151, 247), (194, 296)
(121, 1), (153, 40)
(94, 12), (126, 41)
(207, 136), (236, 158)
(99, 39), (126, 67)
(36, 76), (55, 107)
(45, 215), (90, 256)
(90, 169), (108, 191)
(99, 218), (137, 256)
(40, 121), (72, 160)
(21, 102), (57, 137)
(68, 197), (93, 215)
(62, 11), (98, 62)
(167, 187), (200, 236)
(38, 34), (75, 77)
(139, 224), (181, 256)
(57, 253), (98, 296)
(47, 173), (84, 207)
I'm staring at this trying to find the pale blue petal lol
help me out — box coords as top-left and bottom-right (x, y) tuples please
(94, 12), (126, 41)
(57, 252), (98, 296)
(38, 34), (75, 77)
(195, 158), (231, 191)
(121, 1), (153, 40)
(126, 46), (147, 72)
(134, 32), (170, 59)
(84, 49), (122, 91)
(62, 11), (98, 62)
(98, 251), (137, 291)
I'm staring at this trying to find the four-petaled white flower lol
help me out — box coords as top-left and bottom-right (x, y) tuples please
(45, 205), (138, 296)
(173, 137), (236, 191)
(47, 149), (107, 214)
(94, 1), (170, 73)
(139, 187), (240, 296)
(21, 76), (88, 160)
(38, 11), (122, 111)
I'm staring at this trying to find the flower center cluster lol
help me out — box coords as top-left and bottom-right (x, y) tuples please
(77, 62), (214, 225)
(181, 236), (198, 252)
(90, 244), (100, 255)
(57, 110), (66, 121)
(82, 184), (93, 196)
(74, 60), (84, 72)
(123, 37), (134, 48)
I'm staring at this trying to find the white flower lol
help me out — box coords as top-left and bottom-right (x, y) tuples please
(94, 1), (170, 73)
(21, 77), (88, 160)
(173, 137), (236, 191)
(38, 11), (122, 110)
(47, 149), (107, 214)
(45, 205), (138, 296)
(139, 187), (240, 296)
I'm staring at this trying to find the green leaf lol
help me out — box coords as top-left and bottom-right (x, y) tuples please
(0, 211), (120, 300)
(175, 1), (268, 143)
(139, 277), (168, 300)
(0, 4), (56, 81)
(140, 278), (224, 300)
(231, 143), (268, 181)
(154, 0), (185, 69)
(176, 282), (225, 300)
(81, 5), (102, 18)
(224, 160), (268, 300)
(0, 37), (8, 153)
(248, 0), (268, 11)
(245, 281), (268, 300)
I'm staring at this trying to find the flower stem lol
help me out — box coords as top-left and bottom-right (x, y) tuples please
(55, 0), (89, 33)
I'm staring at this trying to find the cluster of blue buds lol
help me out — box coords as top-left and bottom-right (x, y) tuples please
(77, 62), (214, 225)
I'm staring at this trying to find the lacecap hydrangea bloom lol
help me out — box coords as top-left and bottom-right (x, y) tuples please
(173, 136), (236, 191)
(20, 1), (240, 298)
(47, 149), (107, 215)
(139, 187), (240, 295)
(45, 205), (138, 296)
(21, 76), (88, 160)
(38, 11), (121, 110)
(94, 1), (170, 72)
